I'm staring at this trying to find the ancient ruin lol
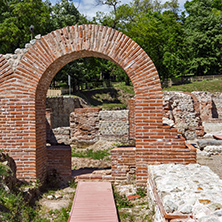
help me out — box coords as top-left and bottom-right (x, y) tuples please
(0, 24), (195, 185)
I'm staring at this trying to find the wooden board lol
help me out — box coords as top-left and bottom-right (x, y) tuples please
(68, 182), (118, 222)
(213, 134), (222, 140)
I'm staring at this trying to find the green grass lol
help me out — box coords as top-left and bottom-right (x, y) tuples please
(71, 148), (110, 160)
(102, 103), (127, 110)
(112, 82), (134, 95)
(163, 79), (222, 93)
(62, 81), (134, 110)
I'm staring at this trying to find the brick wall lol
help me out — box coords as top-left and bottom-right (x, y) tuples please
(111, 147), (136, 183)
(128, 97), (135, 139)
(0, 25), (194, 186)
(47, 145), (72, 184)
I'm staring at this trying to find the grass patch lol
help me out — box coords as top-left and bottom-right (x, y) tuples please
(113, 188), (133, 209)
(62, 82), (135, 110)
(163, 79), (222, 93)
(102, 103), (127, 110)
(71, 148), (110, 160)
(112, 82), (134, 95)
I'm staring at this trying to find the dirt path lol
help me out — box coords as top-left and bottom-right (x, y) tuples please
(197, 152), (222, 179)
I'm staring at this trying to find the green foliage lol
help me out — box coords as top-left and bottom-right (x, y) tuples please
(184, 0), (222, 76)
(163, 79), (222, 92)
(0, 163), (8, 178)
(0, 0), (221, 89)
(49, 0), (80, 30)
(136, 187), (146, 198)
(0, 188), (47, 222)
(113, 189), (133, 209)
(94, 0), (188, 80)
(0, 0), (51, 54)
(94, 0), (222, 80)
(71, 148), (110, 160)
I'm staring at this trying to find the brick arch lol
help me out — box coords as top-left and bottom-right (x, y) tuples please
(0, 25), (195, 185)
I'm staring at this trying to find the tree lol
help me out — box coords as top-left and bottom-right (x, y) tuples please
(94, 0), (121, 28)
(0, 0), (51, 54)
(108, 0), (187, 80)
(184, 0), (222, 75)
(49, 0), (80, 31)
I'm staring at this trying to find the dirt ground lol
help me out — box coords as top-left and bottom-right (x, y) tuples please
(37, 139), (222, 221)
(197, 152), (222, 179)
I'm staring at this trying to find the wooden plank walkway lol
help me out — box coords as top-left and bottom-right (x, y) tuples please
(213, 134), (222, 140)
(68, 182), (119, 222)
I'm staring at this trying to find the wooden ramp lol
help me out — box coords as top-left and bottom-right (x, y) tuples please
(68, 182), (119, 222)
(213, 134), (222, 140)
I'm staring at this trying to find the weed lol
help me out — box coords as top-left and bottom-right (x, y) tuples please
(113, 189), (133, 209)
(119, 211), (135, 221)
(112, 142), (122, 147)
(138, 201), (149, 206)
(0, 188), (48, 222)
(136, 187), (146, 198)
(68, 180), (77, 189)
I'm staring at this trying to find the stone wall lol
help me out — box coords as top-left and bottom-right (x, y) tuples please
(163, 91), (204, 140)
(99, 110), (129, 143)
(69, 108), (130, 146)
(192, 91), (222, 121)
(46, 97), (86, 128)
(163, 91), (222, 138)
(47, 91), (222, 144)
(70, 108), (101, 147)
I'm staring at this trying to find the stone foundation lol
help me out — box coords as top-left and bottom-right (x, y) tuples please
(147, 163), (222, 222)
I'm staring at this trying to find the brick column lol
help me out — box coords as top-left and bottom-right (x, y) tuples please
(128, 97), (135, 140)
(47, 145), (72, 184)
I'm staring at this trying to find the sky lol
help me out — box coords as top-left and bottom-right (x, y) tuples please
(50, 0), (188, 19)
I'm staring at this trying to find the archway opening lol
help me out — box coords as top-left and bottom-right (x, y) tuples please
(44, 56), (136, 183)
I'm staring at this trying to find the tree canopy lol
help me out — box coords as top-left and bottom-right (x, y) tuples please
(0, 0), (221, 88)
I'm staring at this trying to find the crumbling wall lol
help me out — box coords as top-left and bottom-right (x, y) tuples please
(163, 91), (204, 139)
(46, 91), (222, 144)
(46, 97), (86, 128)
(70, 108), (101, 147)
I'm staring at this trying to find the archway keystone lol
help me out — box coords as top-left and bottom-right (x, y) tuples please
(0, 25), (196, 185)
